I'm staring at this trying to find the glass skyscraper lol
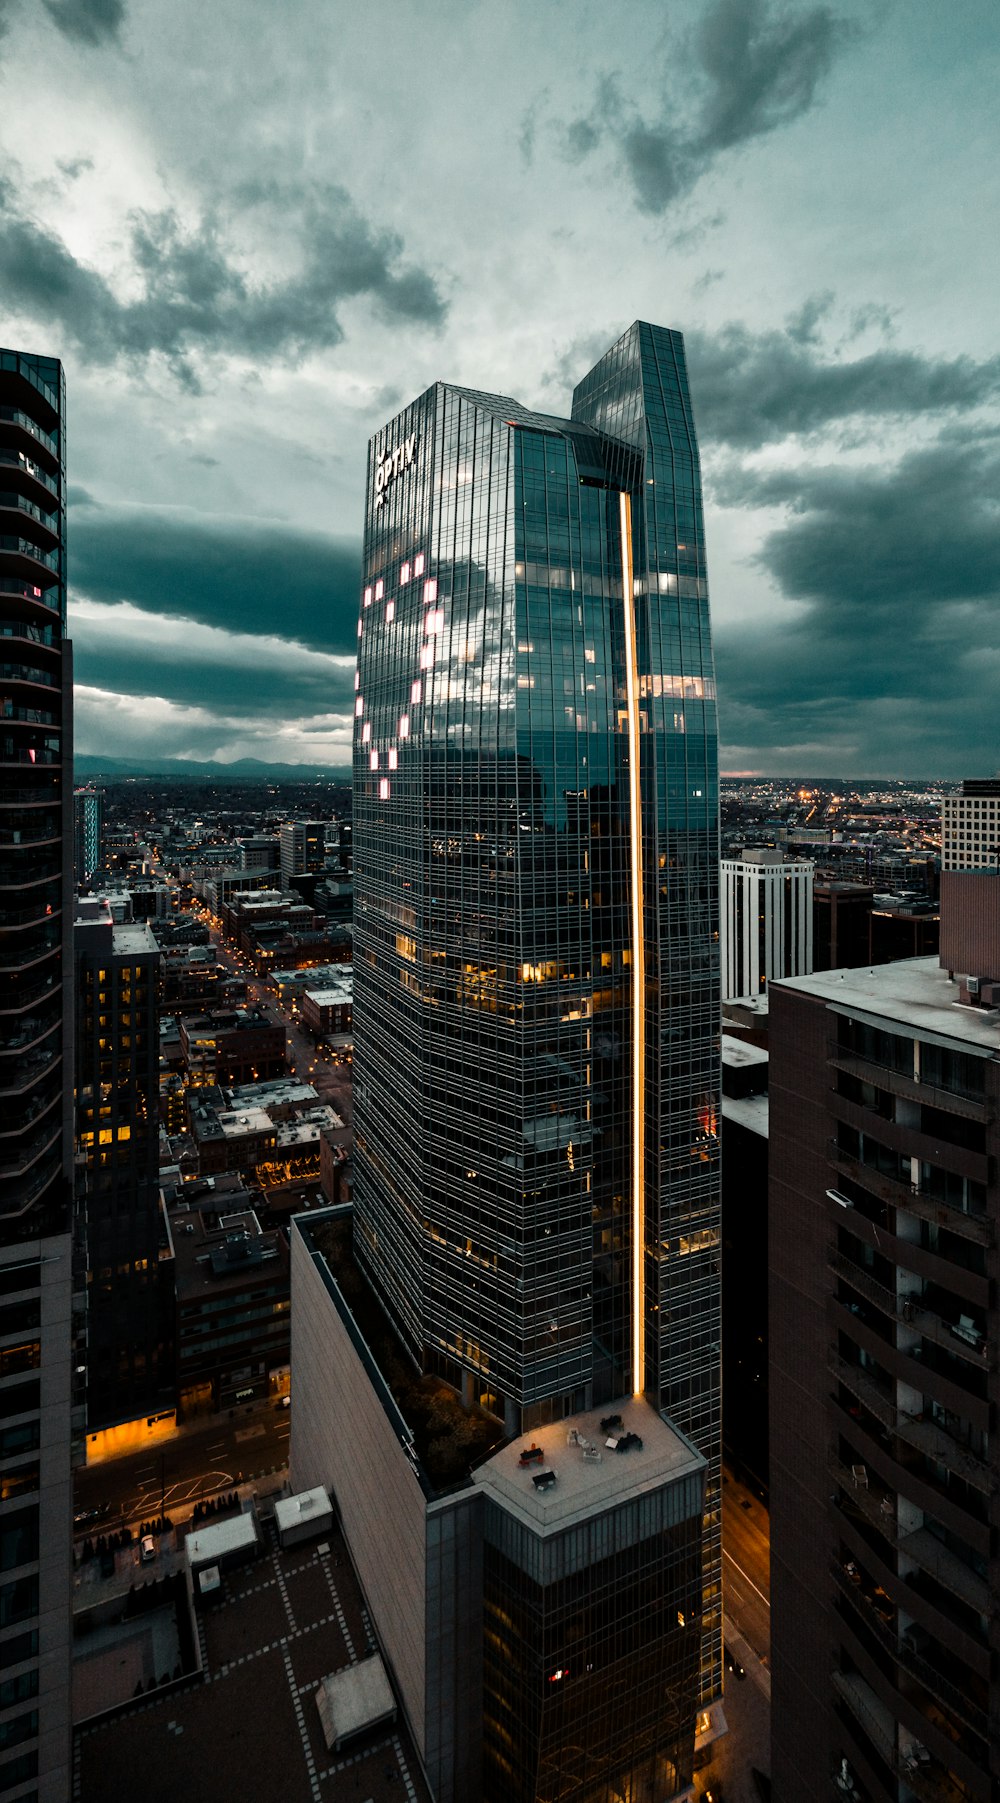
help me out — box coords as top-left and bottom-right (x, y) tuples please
(353, 321), (722, 1727)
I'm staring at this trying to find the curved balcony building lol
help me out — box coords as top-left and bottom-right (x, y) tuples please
(0, 349), (73, 1803)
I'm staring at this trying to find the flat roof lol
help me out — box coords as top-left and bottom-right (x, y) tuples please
(721, 1035), (769, 1068)
(185, 1511), (259, 1567)
(773, 957), (1000, 1056)
(722, 1094), (770, 1137)
(274, 1487), (332, 1534)
(303, 983), (353, 1005)
(315, 1654), (395, 1752)
(216, 1106), (273, 1136)
(112, 923), (161, 955)
(473, 1396), (703, 1536)
(228, 1079), (318, 1107)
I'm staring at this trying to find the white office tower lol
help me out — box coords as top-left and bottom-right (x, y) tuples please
(941, 778), (1000, 871)
(720, 849), (814, 1000)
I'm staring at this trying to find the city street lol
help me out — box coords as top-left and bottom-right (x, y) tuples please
(74, 1399), (290, 1531)
(723, 1468), (771, 1664)
(202, 919), (354, 1125)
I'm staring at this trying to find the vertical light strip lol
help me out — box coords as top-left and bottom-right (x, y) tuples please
(619, 490), (645, 1396)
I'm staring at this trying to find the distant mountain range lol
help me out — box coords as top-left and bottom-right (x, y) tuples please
(74, 754), (352, 782)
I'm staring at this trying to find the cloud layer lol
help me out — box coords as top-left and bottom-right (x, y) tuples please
(713, 425), (1000, 771)
(552, 0), (850, 214)
(0, 174), (446, 389)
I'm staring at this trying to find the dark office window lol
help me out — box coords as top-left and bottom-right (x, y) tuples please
(0, 1423), (38, 1461)
(0, 1746), (38, 1790)
(0, 1670), (37, 1710)
(0, 1266), (40, 1299)
(0, 1385), (38, 1422)
(0, 1629), (37, 1670)
(0, 1301), (40, 1338)
(0, 1346), (39, 1381)
(0, 1511), (38, 1573)
(0, 1576), (38, 1628)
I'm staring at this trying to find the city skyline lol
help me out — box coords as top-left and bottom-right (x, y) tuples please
(0, 0), (997, 776)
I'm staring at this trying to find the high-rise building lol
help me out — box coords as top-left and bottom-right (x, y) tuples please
(0, 349), (74, 1803)
(74, 901), (174, 1440)
(941, 776), (1000, 871)
(72, 785), (103, 887)
(278, 819), (327, 889)
(768, 874), (999, 1803)
(814, 878), (874, 971)
(293, 321), (722, 1801)
(720, 848), (814, 999)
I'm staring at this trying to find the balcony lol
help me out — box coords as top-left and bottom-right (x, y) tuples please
(0, 854), (62, 890)
(0, 448), (58, 502)
(0, 533), (60, 577)
(0, 405), (59, 462)
(0, 928), (60, 969)
(0, 494), (59, 544)
(0, 1121), (61, 1182)
(894, 1415), (990, 1494)
(0, 1083), (60, 1142)
(828, 1246), (903, 1319)
(0, 1044), (60, 1100)
(0, 704), (59, 730)
(0, 971), (59, 1015)
(904, 1302), (992, 1373)
(0, 820), (59, 847)
(829, 1453), (900, 1543)
(830, 1351), (896, 1430)
(829, 1144), (993, 1247)
(830, 1354), (989, 1491)
(0, 663), (57, 691)
(832, 1572), (987, 1766)
(828, 1042), (990, 1123)
(0, 745), (61, 770)
(0, 576), (60, 611)
(899, 1526), (988, 1617)
(831, 1631), (987, 1796)
(0, 783), (61, 810)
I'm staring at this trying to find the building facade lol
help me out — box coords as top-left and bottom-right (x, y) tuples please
(72, 786), (103, 888)
(0, 349), (74, 1803)
(720, 848), (814, 1000)
(75, 903), (175, 1437)
(769, 896), (999, 1802)
(941, 777), (1000, 872)
(344, 321), (722, 1796)
(279, 820), (328, 889)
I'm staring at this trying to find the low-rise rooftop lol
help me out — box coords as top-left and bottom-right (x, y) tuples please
(774, 956), (1000, 1055)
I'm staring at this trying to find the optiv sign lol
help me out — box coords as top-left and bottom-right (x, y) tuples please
(374, 433), (418, 509)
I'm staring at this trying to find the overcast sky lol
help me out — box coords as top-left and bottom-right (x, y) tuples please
(2, 0), (997, 776)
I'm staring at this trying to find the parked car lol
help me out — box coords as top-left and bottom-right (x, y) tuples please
(724, 1643), (746, 1681)
(140, 1534), (157, 1563)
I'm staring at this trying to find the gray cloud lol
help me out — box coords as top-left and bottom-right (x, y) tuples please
(539, 312), (1000, 451)
(695, 0), (841, 152)
(0, 175), (446, 387)
(714, 429), (1000, 772)
(42, 0), (124, 45)
(555, 0), (851, 214)
(70, 504), (361, 654)
(689, 320), (1000, 450)
(72, 626), (354, 719)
